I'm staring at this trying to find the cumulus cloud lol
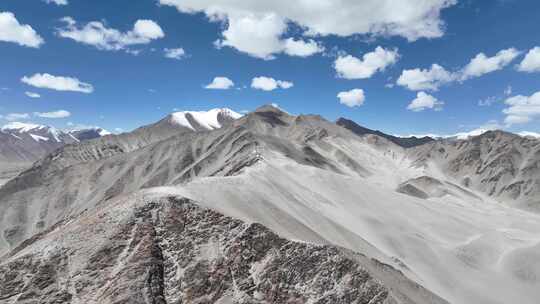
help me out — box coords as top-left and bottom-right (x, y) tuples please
(517, 47), (540, 73)
(205, 77), (234, 89)
(397, 48), (520, 91)
(334, 46), (399, 79)
(57, 17), (164, 52)
(503, 91), (540, 126)
(3, 113), (30, 121)
(0, 11), (44, 48)
(214, 13), (286, 60)
(25, 91), (41, 98)
(337, 89), (365, 107)
(21, 73), (94, 93)
(44, 0), (68, 5)
(251, 77), (293, 91)
(397, 64), (455, 91)
(164, 47), (186, 60)
(160, 0), (455, 58)
(407, 91), (444, 111)
(34, 110), (71, 118)
(283, 38), (324, 57)
(460, 48), (520, 80)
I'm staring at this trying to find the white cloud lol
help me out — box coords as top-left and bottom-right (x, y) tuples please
(34, 110), (71, 118)
(57, 17), (164, 52)
(164, 47), (186, 60)
(283, 38), (324, 57)
(205, 77), (234, 90)
(397, 64), (455, 91)
(460, 48), (520, 80)
(505, 115), (530, 125)
(503, 91), (540, 126)
(214, 13), (286, 60)
(504, 85), (512, 96)
(334, 46), (399, 79)
(407, 91), (444, 112)
(25, 91), (41, 98)
(44, 0), (68, 5)
(21, 73), (94, 93)
(251, 76), (293, 91)
(337, 89), (365, 107)
(0, 11), (44, 48)
(3, 113), (30, 121)
(160, 0), (456, 58)
(478, 96), (497, 107)
(397, 48), (520, 91)
(478, 86), (513, 106)
(517, 47), (540, 73)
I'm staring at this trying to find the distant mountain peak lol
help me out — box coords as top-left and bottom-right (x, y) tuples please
(1, 122), (45, 133)
(68, 127), (111, 141)
(254, 103), (288, 114)
(337, 117), (434, 148)
(169, 108), (242, 131)
(0, 122), (111, 164)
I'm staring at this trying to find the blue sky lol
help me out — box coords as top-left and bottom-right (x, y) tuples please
(1, 0), (539, 136)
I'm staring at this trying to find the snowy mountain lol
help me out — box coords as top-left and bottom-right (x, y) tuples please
(68, 127), (111, 141)
(0, 122), (111, 185)
(0, 106), (539, 304)
(0, 122), (110, 163)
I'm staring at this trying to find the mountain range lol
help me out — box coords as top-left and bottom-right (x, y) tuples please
(0, 106), (539, 304)
(0, 122), (112, 185)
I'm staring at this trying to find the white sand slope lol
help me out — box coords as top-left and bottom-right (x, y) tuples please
(153, 151), (540, 304)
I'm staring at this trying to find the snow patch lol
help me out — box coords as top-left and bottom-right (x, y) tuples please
(170, 108), (242, 130)
(30, 134), (49, 142)
(518, 131), (540, 139)
(2, 122), (43, 133)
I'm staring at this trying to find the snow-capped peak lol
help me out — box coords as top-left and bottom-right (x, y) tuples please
(68, 127), (111, 136)
(2, 122), (110, 143)
(170, 108), (242, 131)
(1, 122), (44, 133)
(518, 131), (540, 139)
(97, 128), (112, 136)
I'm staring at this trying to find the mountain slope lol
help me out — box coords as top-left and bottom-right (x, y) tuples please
(0, 192), (447, 304)
(337, 117), (434, 148)
(0, 106), (539, 304)
(406, 130), (540, 210)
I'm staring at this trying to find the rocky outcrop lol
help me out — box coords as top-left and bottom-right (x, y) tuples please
(408, 131), (540, 209)
(0, 195), (447, 304)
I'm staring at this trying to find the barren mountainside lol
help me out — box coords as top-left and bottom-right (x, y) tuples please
(0, 106), (539, 304)
(406, 130), (540, 210)
(0, 193), (447, 304)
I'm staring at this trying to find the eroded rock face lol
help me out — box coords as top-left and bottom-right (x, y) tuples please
(408, 131), (540, 208)
(0, 195), (443, 304)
